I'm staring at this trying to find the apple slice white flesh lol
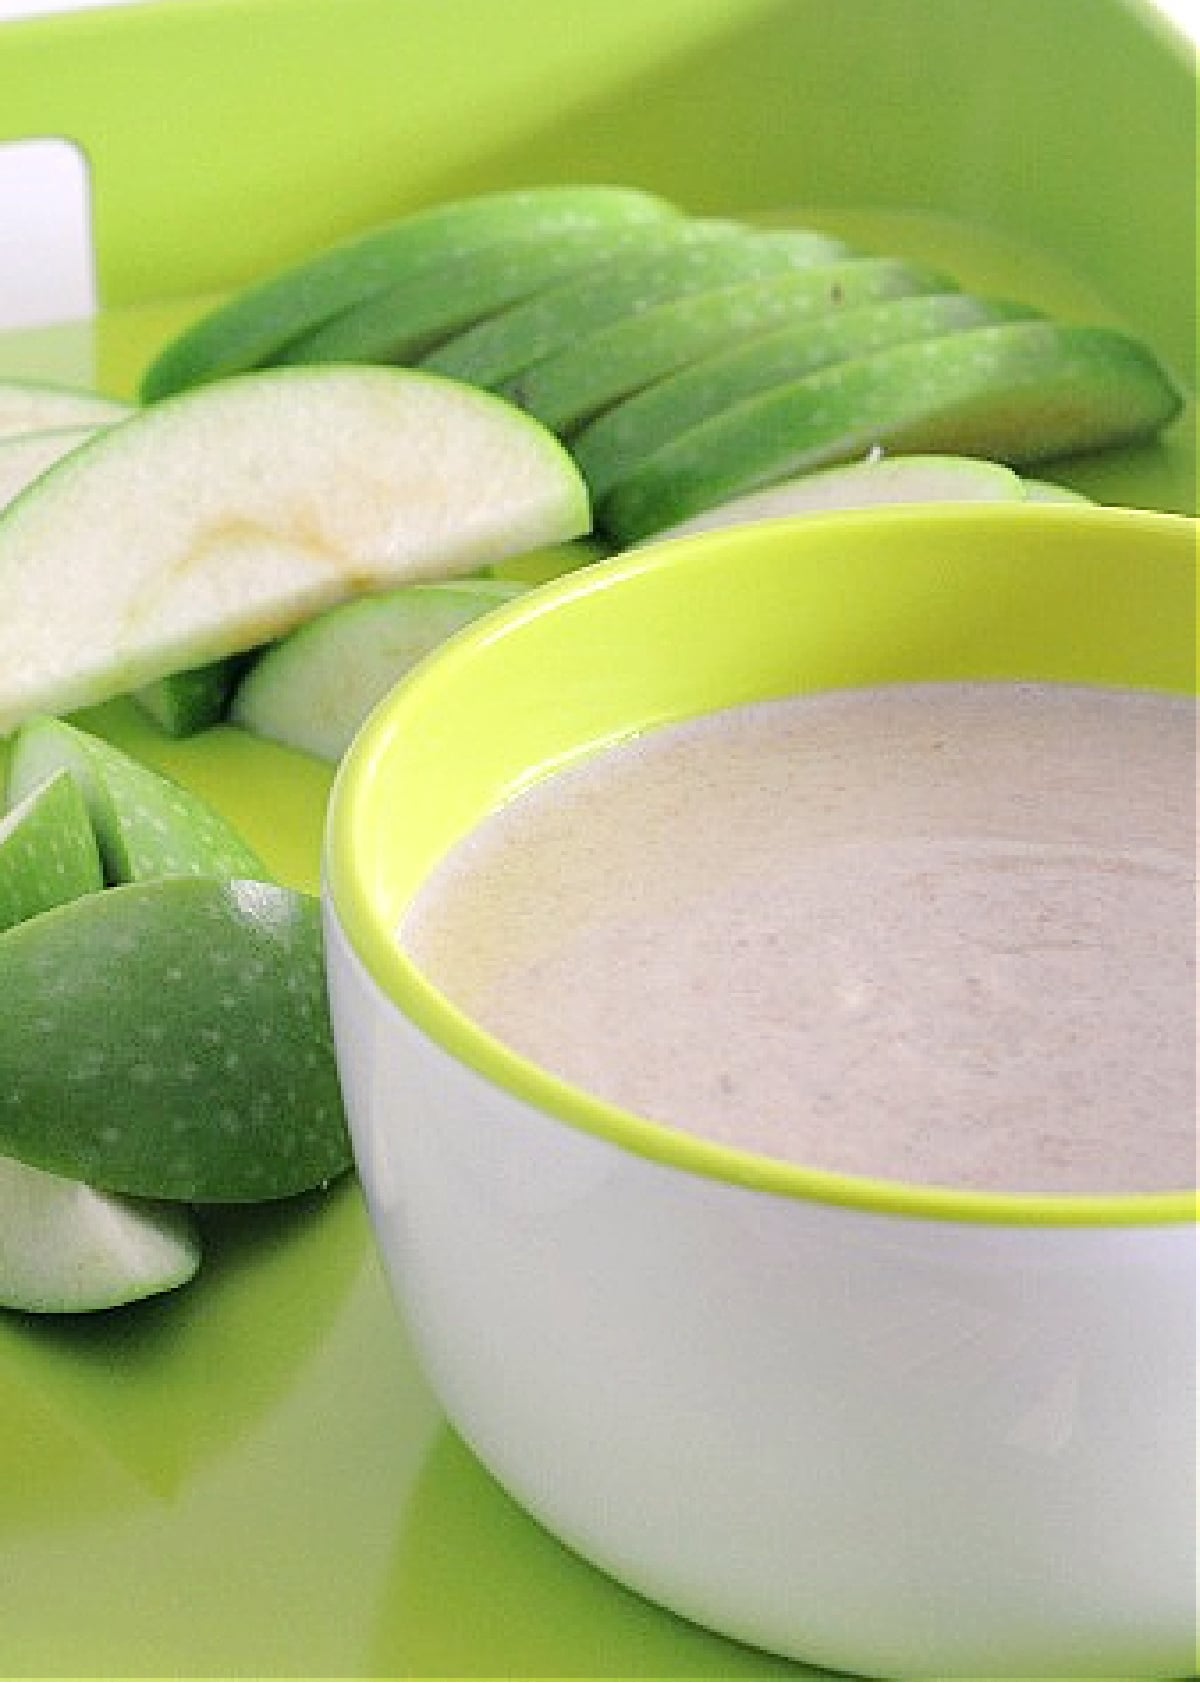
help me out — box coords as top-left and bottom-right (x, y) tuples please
(6, 716), (269, 883)
(0, 425), (102, 509)
(231, 578), (526, 761)
(0, 1157), (200, 1314)
(0, 768), (103, 932)
(0, 365), (590, 733)
(634, 454), (1028, 544)
(0, 379), (130, 440)
(1022, 477), (1093, 503)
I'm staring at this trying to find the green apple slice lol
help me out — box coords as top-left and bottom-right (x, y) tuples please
(0, 365), (590, 732)
(0, 1157), (200, 1314)
(6, 716), (269, 884)
(505, 257), (949, 434)
(140, 185), (682, 401)
(231, 578), (526, 762)
(574, 293), (1040, 500)
(0, 770), (102, 933)
(277, 219), (708, 368)
(0, 378), (130, 439)
(600, 321), (1183, 543)
(0, 426), (103, 509)
(636, 454), (1027, 544)
(0, 876), (351, 1201)
(421, 224), (852, 391)
(131, 656), (251, 738)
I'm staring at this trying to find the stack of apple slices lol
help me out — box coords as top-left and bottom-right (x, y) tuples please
(0, 185), (1184, 759)
(0, 716), (353, 1313)
(140, 184), (1182, 548)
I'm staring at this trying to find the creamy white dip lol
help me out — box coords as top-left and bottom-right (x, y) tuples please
(402, 683), (1197, 1196)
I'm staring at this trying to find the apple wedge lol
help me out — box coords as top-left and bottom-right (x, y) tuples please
(0, 425), (102, 509)
(6, 716), (269, 883)
(0, 1155), (201, 1313)
(0, 365), (590, 733)
(574, 293), (1040, 501)
(0, 876), (351, 1201)
(231, 578), (526, 761)
(140, 185), (682, 401)
(421, 224), (852, 391)
(0, 378), (130, 439)
(635, 454), (1028, 544)
(600, 321), (1183, 543)
(505, 257), (949, 434)
(0, 769), (103, 934)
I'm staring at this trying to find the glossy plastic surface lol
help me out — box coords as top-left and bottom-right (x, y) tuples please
(0, 0), (1194, 1674)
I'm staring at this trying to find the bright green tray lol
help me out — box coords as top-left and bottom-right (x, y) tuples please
(0, 2), (1194, 1677)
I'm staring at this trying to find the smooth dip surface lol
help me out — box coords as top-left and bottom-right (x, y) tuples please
(401, 683), (1197, 1196)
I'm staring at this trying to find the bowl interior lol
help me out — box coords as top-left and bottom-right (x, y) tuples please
(326, 503), (1197, 1226)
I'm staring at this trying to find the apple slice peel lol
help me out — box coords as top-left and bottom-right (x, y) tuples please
(0, 365), (590, 733)
(572, 293), (1041, 500)
(0, 378), (131, 439)
(277, 219), (705, 368)
(0, 876), (351, 1202)
(140, 185), (682, 400)
(132, 656), (250, 737)
(504, 256), (951, 434)
(0, 426), (103, 510)
(422, 224), (854, 391)
(600, 321), (1183, 542)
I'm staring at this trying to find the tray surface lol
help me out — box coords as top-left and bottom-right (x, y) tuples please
(0, 2), (1194, 1674)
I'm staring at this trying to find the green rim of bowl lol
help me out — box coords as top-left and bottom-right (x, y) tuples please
(327, 504), (1198, 1229)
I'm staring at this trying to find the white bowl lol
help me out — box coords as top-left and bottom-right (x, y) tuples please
(323, 507), (1197, 1680)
